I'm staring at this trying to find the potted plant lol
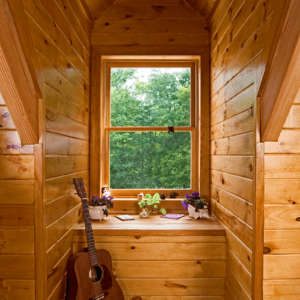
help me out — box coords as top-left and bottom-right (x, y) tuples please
(181, 192), (209, 219)
(88, 195), (114, 220)
(138, 193), (167, 218)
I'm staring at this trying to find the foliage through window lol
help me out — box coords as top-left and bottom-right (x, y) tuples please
(104, 61), (199, 196)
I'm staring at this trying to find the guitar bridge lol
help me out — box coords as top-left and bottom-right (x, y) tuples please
(91, 291), (109, 300)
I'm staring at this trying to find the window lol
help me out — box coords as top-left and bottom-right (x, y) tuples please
(99, 57), (201, 198)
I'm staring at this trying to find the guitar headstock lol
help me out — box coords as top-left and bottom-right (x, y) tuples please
(73, 178), (87, 199)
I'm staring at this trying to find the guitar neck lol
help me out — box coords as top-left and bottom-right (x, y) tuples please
(81, 198), (99, 267)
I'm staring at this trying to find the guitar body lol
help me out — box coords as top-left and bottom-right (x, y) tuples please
(66, 249), (124, 300)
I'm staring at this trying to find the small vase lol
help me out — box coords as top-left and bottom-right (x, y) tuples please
(139, 208), (149, 218)
(187, 204), (209, 219)
(89, 205), (107, 220)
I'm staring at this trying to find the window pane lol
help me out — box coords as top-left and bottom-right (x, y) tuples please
(111, 68), (191, 127)
(110, 132), (191, 189)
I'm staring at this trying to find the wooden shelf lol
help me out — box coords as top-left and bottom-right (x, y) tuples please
(73, 214), (225, 236)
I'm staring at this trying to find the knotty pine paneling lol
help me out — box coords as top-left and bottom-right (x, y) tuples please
(0, 95), (35, 295)
(263, 100), (300, 298)
(23, 0), (91, 298)
(73, 234), (226, 298)
(209, 0), (281, 298)
(92, 0), (209, 55)
(0, 280), (35, 300)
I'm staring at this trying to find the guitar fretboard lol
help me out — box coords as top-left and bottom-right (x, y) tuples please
(81, 198), (98, 267)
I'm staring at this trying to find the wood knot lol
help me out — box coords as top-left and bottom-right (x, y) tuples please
(196, 260), (201, 264)
(0, 236), (6, 248)
(132, 297), (142, 300)
(135, 236), (141, 239)
(164, 281), (187, 289)
(296, 217), (300, 222)
(249, 164), (253, 172)
(131, 246), (136, 250)
(263, 247), (271, 254)
(152, 5), (166, 13)
(105, 22), (110, 26)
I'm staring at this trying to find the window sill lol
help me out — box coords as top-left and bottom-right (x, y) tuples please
(75, 214), (225, 236)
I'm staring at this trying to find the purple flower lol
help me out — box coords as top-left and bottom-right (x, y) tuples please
(92, 196), (100, 200)
(191, 192), (200, 197)
(184, 193), (190, 199)
(103, 195), (107, 200)
(2, 112), (9, 118)
(109, 196), (114, 200)
(181, 201), (188, 211)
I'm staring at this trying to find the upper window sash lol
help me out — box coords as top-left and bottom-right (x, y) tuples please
(105, 61), (196, 129)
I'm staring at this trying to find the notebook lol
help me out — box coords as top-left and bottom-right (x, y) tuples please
(115, 215), (135, 221)
(160, 213), (185, 220)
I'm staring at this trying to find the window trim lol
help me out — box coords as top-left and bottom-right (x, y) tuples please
(99, 57), (200, 198)
(90, 54), (208, 199)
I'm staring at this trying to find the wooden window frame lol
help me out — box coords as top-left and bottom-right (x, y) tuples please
(90, 54), (208, 200)
(99, 56), (201, 198)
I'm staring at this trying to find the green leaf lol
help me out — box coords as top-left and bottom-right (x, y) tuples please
(138, 200), (146, 208)
(153, 205), (158, 209)
(160, 208), (167, 215)
(145, 194), (152, 200)
(153, 193), (160, 201)
(147, 198), (155, 206)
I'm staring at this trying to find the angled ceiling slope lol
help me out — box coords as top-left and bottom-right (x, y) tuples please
(0, 0), (41, 144)
(260, 0), (300, 142)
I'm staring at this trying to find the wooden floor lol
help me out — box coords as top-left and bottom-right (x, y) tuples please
(73, 214), (226, 299)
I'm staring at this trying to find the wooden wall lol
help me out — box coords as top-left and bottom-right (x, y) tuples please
(209, 0), (286, 299)
(0, 92), (35, 299)
(263, 89), (300, 299)
(22, 0), (92, 299)
(92, 0), (209, 55)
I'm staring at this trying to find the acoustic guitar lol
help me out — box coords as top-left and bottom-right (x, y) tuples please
(66, 178), (124, 300)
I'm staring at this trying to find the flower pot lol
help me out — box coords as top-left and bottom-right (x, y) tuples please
(88, 205), (107, 220)
(187, 204), (209, 219)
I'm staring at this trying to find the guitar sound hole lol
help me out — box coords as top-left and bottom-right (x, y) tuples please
(89, 266), (103, 283)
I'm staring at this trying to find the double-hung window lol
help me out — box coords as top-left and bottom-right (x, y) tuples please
(101, 58), (200, 198)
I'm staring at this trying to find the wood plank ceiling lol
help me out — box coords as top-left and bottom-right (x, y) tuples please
(84, 0), (218, 20)
(87, 0), (216, 55)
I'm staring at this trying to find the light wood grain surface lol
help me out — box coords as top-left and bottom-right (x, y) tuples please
(74, 214), (225, 236)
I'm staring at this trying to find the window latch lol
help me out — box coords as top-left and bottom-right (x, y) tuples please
(168, 126), (175, 134)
